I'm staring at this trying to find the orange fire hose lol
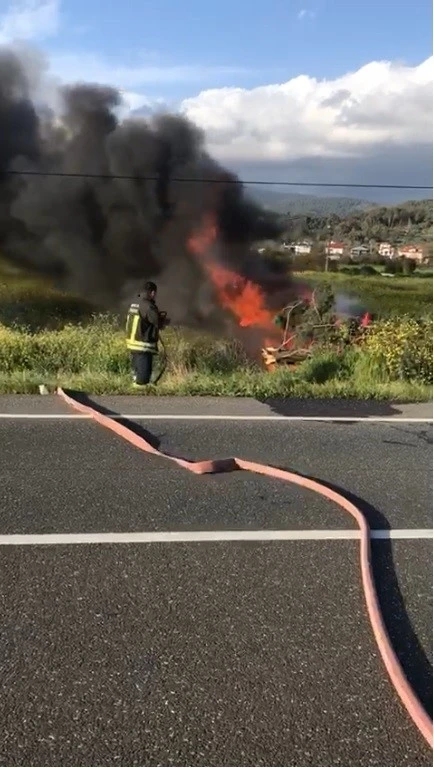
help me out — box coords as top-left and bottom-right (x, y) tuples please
(57, 387), (433, 749)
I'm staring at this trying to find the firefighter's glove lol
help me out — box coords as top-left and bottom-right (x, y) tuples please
(159, 311), (170, 329)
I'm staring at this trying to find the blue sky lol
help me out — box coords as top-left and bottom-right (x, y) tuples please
(0, 0), (432, 196)
(10, 0), (433, 102)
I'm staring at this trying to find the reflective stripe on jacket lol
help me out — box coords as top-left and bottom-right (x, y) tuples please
(125, 303), (158, 353)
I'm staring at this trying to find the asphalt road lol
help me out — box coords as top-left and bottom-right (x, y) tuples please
(0, 396), (432, 766)
(0, 394), (432, 418)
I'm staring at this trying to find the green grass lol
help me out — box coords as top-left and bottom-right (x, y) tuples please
(0, 264), (432, 399)
(0, 369), (431, 401)
(0, 316), (431, 400)
(295, 271), (433, 317)
(0, 278), (95, 330)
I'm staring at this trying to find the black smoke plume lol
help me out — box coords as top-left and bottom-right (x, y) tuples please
(0, 46), (292, 330)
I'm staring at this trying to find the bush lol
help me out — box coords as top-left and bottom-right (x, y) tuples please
(296, 349), (355, 383)
(166, 329), (249, 374)
(386, 258), (417, 276)
(294, 248), (325, 271)
(363, 316), (433, 384)
(359, 264), (377, 276)
(402, 258), (417, 276)
(340, 266), (361, 275)
(386, 260), (400, 275)
(0, 317), (249, 377)
(340, 264), (378, 276)
(0, 316), (129, 374)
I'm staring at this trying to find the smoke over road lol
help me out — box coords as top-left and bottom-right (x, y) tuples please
(0, 46), (292, 331)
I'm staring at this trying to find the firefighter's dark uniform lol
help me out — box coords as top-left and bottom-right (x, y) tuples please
(126, 293), (161, 385)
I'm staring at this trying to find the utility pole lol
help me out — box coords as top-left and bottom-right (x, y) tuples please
(325, 223), (331, 272)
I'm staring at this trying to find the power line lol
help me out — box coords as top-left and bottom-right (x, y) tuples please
(2, 168), (432, 190)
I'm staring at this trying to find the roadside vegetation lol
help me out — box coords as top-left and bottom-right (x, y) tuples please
(0, 263), (432, 399)
(296, 270), (433, 317)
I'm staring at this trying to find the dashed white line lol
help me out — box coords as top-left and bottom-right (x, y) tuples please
(0, 528), (431, 546)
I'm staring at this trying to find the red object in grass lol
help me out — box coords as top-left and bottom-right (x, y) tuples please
(360, 312), (372, 328)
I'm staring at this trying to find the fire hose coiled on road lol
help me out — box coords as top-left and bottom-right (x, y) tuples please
(56, 385), (433, 750)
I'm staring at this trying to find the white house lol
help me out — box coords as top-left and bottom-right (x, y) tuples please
(325, 241), (345, 257)
(397, 245), (425, 263)
(292, 241), (312, 255)
(378, 242), (395, 258)
(350, 245), (370, 259)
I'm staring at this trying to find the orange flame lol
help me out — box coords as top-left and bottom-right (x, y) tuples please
(188, 214), (276, 334)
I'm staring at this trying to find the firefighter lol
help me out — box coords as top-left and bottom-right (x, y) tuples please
(125, 281), (169, 386)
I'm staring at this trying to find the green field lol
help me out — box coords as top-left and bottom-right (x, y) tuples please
(296, 271), (433, 318)
(0, 265), (432, 400)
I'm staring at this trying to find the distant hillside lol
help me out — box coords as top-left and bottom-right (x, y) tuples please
(246, 187), (374, 217)
(279, 198), (433, 245)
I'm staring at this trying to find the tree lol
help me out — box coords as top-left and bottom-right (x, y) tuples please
(279, 199), (433, 248)
(402, 258), (417, 275)
(274, 283), (337, 349)
(293, 246), (325, 272)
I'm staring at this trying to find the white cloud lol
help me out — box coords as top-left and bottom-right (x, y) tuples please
(0, 0), (59, 44)
(38, 52), (247, 118)
(49, 51), (248, 88)
(0, 1), (431, 193)
(180, 57), (433, 167)
(297, 9), (315, 20)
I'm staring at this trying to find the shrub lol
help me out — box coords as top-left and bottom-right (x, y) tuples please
(340, 266), (360, 275)
(165, 329), (249, 375)
(0, 317), (250, 377)
(296, 349), (355, 383)
(387, 260), (401, 275)
(0, 315), (130, 374)
(402, 258), (417, 276)
(294, 248), (325, 271)
(359, 264), (377, 276)
(387, 258), (417, 276)
(0, 325), (34, 371)
(363, 316), (433, 384)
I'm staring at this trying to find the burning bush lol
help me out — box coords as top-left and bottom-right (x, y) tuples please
(263, 283), (371, 370)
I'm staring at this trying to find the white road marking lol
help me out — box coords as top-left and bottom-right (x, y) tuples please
(0, 529), (431, 546)
(0, 414), (432, 423)
(0, 413), (89, 418)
